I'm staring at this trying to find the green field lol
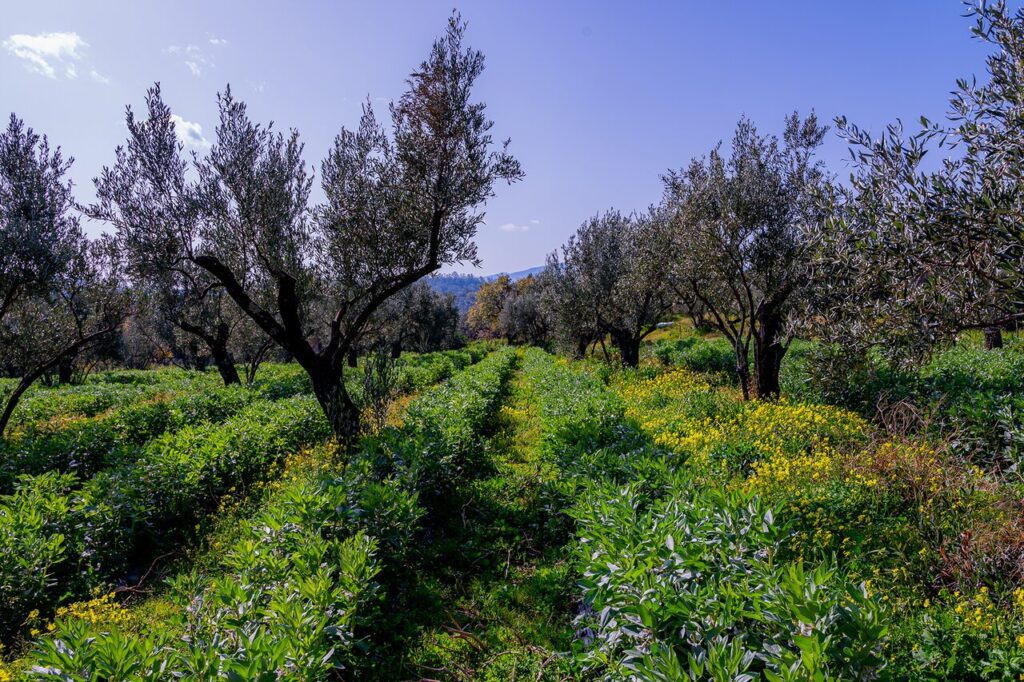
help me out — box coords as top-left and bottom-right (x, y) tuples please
(0, 335), (1021, 680)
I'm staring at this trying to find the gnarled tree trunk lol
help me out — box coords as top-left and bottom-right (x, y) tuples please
(208, 322), (241, 386)
(754, 340), (785, 399)
(310, 370), (361, 450)
(209, 340), (241, 386)
(574, 338), (589, 359)
(752, 300), (788, 400)
(984, 326), (1004, 350)
(178, 321), (240, 386)
(611, 331), (641, 368)
(57, 355), (76, 385)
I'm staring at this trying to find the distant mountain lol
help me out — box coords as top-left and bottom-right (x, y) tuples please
(483, 265), (544, 282)
(427, 265), (543, 313)
(426, 272), (487, 313)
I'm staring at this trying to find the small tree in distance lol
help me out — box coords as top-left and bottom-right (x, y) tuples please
(466, 274), (513, 339)
(549, 208), (675, 367)
(499, 275), (551, 346)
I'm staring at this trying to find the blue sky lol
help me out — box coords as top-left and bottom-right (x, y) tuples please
(0, 1), (997, 275)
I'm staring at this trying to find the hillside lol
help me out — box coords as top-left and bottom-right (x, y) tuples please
(428, 265), (543, 312)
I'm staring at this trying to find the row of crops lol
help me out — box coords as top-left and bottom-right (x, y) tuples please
(574, 361), (1024, 679)
(0, 348), (491, 658)
(3, 344), (1023, 679)
(1, 347), (516, 679)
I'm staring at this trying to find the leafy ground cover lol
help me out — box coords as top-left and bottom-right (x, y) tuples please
(610, 353), (1024, 679)
(0, 348), (487, 659)
(0, 346), (502, 679)
(0, 341), (1022, 680)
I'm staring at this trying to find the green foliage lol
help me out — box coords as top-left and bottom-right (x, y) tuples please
(378, 347), (517, 514)
(650, 336), (738, 383)
(521, 349), (625, 464)
(9, 347), (498, 677)
(25, 478), (385, 680)
(385, 349), (580, 681)
(384, 346), (486, 397)
(2, 341), (1021, 679)
(540, 359), (896, 679)
(572, 476), (887, 681)
(0, 396), (330, 641)
(781, 338), (1024, 470)
(883, 586), (1024, 681)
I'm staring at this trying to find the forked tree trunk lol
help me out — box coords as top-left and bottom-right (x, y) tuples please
(177, 321), (240, 386)
(245, 338), (275, 387)
(310, 372), (361, 450)
(984, 326), (1004, 350)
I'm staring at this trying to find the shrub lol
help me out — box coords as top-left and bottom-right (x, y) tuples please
(383, 347), (517, 513)
(521, 349), (625, 464)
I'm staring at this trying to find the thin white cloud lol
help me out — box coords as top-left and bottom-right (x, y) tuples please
(3, 31), (87, 79)
(500, 222), (531, 233)
(208, 35), (228, 46)
(89, 68), (110, 84)
(166, 44), (212, 76)
(171, 114), (210, 148)
(529, 219), (541, 225)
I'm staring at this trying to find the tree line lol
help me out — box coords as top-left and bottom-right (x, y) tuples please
(5, 2), (1024, 446)
(470, 1), (1024, 402)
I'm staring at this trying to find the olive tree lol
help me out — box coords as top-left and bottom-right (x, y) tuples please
(0, 115), (126, 435)
(99, 16), (520, 447)
(539, 253), (600, 358)
(803, 1), (1024, 363)
(551, 208), (675, 367)
(665, 113), (828, 399)
(91, 86), (259, 386)
(499, 275), (550, 345)
(361, 281), (461, 357)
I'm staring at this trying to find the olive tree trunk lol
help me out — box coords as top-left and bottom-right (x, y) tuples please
(209, 339), (241, 386)
(984, 326), (1004, 350)
(310, 371), (361, 450)
(611, 331), (641, 368)
(753, 308), (786, 400)
(0, 328), (116, 438)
